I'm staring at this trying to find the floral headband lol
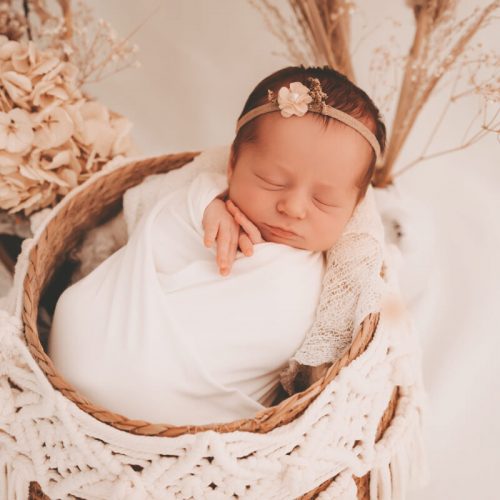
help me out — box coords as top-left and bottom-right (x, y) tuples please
(235, 77), (382, 165)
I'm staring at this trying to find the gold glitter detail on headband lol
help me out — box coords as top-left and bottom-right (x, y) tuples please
(306, 77), (328, 112)
(267, 89), (277, 104)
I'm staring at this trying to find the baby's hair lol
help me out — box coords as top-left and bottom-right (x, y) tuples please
(231, 65), (387, 204)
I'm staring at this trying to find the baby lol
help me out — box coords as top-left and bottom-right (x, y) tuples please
(200, 67), (386, 392)
(202, 69), (384, 278)
(49, 65), (386, 425)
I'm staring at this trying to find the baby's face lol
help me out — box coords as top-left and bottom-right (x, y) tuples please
(227, 112), (372, 252)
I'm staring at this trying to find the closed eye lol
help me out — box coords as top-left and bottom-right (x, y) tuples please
(314, 198), (339, 208)
(255, 173), (285, 188)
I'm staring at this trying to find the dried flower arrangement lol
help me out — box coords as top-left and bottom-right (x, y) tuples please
(248, 0), (499, 187)
(0, 0), (140, 272)
(0, 0), (139, 218)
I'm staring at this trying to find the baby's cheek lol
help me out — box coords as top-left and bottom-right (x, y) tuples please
(238, 190), (266, 215)
(323, 221), (347, 249)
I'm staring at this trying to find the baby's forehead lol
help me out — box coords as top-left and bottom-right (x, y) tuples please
(250, 118), (370, 187)
(256, 112), (370, 156)
(246, 146), (363, 200)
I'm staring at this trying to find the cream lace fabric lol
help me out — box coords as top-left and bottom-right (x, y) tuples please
(291, 182), (386, 366)
(121, 145), (387, 372)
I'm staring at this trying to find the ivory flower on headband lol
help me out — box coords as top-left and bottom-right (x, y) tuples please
(276, 81), (313, 118)
(237, 77), (382, 163)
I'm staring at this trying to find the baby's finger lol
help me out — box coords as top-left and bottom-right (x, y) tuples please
(216, 224), (232, 269)
(238, 231), (253, 256)
(203, 220), (218, 248)
(217, 223), (240, 275)
(226, 226), (239, 271)
(226, 200), (263, 244)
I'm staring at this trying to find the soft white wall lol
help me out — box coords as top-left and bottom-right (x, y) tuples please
(86, 1), (500, 499)
(83, 0), (289, 154)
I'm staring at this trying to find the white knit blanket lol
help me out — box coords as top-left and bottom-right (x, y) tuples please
(0, 152), (430, 499)
(47, 170), (324, 425)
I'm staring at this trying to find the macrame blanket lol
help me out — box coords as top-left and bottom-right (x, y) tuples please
(47, 169), (324, 425)
(0, 150), (430, 499)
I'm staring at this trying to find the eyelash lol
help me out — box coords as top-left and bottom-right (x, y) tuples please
(258, 177), (284, 191)
(259, 178), (337, 208)
(314, 198), (336, 207)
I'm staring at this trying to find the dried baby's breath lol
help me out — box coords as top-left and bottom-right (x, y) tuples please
(249, 0), (500, 186)
(25, 0), (141, 86)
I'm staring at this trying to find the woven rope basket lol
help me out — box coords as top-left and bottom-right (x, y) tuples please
(20, 151), (400, 499)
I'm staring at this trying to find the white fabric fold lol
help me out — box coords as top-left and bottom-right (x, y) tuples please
(48, 169), (324, 425)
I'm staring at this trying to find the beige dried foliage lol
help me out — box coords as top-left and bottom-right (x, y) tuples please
(25, 0), (141, 86)
(249, 0), (500, 186)
(379, 0), (499, 185)
(0, 0), (27, 41)
(0, 1), (141, 218)
(249, 0), (356, 80)
(0, 36), (134, 215)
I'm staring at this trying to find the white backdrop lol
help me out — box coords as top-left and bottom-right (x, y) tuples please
(40, 1), (500, 498)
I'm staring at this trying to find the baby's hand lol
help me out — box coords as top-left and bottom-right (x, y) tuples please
(225, 200), (263, 248)
(202, 198), (260, 276)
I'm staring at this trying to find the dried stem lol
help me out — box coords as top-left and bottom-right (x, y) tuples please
(374, 5), (433, 185)
(22, 0), (32, 40)
(374, 1), (499, 187)
(459, 107), (482, 144)
(394, 105), (499, 177)
(250, 1), (356, 80)
(57, 0), (72, 40)
(420, 60), (463, 158)
(249, 0), (499, 187)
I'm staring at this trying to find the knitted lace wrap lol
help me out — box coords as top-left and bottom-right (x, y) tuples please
(292, 182), (386, 366)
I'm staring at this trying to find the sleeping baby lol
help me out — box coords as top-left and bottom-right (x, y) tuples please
(48, 66), (386, 426)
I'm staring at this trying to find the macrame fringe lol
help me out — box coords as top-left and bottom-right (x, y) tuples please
(1, 459), (30, 500)
(369, 415), (429, 500)
(319, 469), (358, 500)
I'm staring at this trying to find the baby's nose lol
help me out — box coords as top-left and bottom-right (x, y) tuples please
(277, 194), (307, 219)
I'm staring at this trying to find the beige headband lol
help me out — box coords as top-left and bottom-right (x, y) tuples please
(235, 78), (382, 166)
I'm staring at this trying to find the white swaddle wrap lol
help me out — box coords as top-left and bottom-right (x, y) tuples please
(48, 169), (325, 425)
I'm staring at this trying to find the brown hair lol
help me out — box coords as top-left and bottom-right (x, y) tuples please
(230, 65), (386, 204)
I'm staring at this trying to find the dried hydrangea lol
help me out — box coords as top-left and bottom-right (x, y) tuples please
(0, 36), (134, 215)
